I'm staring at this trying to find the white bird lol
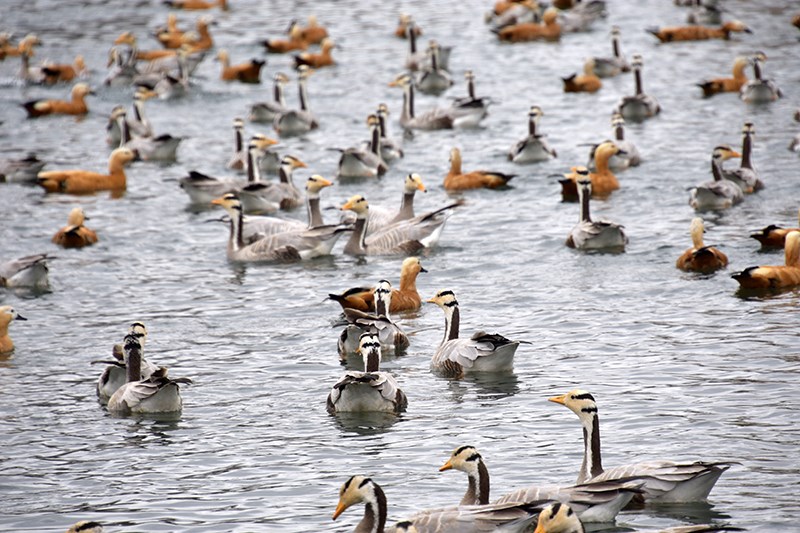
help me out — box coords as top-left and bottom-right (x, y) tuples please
(249, 72), (290, 123)
(340, 173), (428, 233)
(591, 26), (630, 78)
(327, 331), (407, 413)
(689, 146), (744, 211)
(95, 322), (158, 404)
(740, 52), (782, 104)
(508, 105), (557, 164)
(448, 70), (492, 128)
(0, 253), (51, 289)
(549, 389), (735, 502)
(336, 114), (388, 179)
(273, 65), (318, 136)
(414, 41), (453, 95)
(238, 153), (307, 214)
(338, 280), (410, 357)
(390, 73), (481, 131)
(427, 290), (523, 377)
(566, 173), (627, 251)
(615, 54), (660, 121)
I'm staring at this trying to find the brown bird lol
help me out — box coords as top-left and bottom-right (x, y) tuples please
(37, 55), (87, 84)
(648, 20), (751, 42)
(262, 23), (308, 54)
(217, 50), (264, 83)
(22, 82), (93, 118)
(560, 141), (623, 200)
(114, 31), (180, 59)
(497, 8), (561, 42)
(163, 0), (228, 11)
(676, 218), (728, 274)
(0, 33), (40, 60)
(0, 306), (27, 356)
(444, 147), (516, 191)
(562, 58), (602, 93)
(52, 207), (99, 248)
(697, 56), (750, 97)
(733, 231), (800, 290)
(293, 38), (335, 69)
(395, 14), (422, 39)
(297, 15), (329, 45)
(328, 257), (428, 313)
(750, 209), (800, 250)
(37, 147), (135, 194)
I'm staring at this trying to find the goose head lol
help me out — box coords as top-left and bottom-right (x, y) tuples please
(529, 105), (544, 122)
(388, 73), (412, 88)
(534, 502), (584, 533)
(211, 192), (242, 214)
(377, 103), (390, 119)
(332, 475), (378, 520)
(358, 330), (382, 368)
(611, 112), (625, 128)
(549, 389), (598, 423)
(630, 54), (643, 70)
(296, 64), (314, 80)
(305, 174), (333, 194)
(128, 321), (147, 345)
(439, 445), (482, 474)
(427, 289), (458, 308)
(712, 144), (741, 161)
(341, 195), (369, 216)
(250, 133), (279, 151)
(281, 155), (307, 171)
(66, 520), (105, 533)
(404, 173), (426, 194)
(274, 72), (290, 85)
(742, 121), (755, 136)
(374, 279), (393, 315)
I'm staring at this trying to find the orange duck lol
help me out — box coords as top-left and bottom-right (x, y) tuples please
(750, 209), (800, 250)
(37, 148), (135, 194)
(676, 218), (728, 274)
(562, 58), (602, 93)
(52, 207), (98, 248)
(22, 82), (93, 118)
(733, 231), (800, 290)
(297, 15), (329, 45)
(560, 141), (623, 200)
(497, 7), (560, 42)
(262, 23), (308, 54)
(444, 147), (516, 190)
(293, 38), (335, 69)
(648, 20), (751, 42)
(0, 34), (40, 60)
(115, 32), (178, 59)
(38, 55), (87, 84)
(697, 56), (749, 97)
(328, 257), (427, 313)
(217, 50), (264, 83)
(163, 0), (228, 11)
(395, 14), (422, 39)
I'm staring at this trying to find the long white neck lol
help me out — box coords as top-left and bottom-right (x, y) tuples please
(576, 408), (603, 484)
(441, 304), (460, 345)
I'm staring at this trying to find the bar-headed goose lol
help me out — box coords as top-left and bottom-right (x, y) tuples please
(615, 54), (660, 122)
(95, 322), (159, 404)
(566, 175), (627, 252)
(128, 88), (156, 138)
(698, 56), (749, 97)
(445, 147), (516, 190)
(338, 280), (410, 357)
(740, 52), (782, 103)
(107, 334), (191, 415)
(333, 475), (540, 533)
(340, 195), (425, 256)
(273, 65), (319, 136)
(37, 148), (135, 194)
(591, 26), (630, 78)
(608, 113), (640, 167)
(239, 153), (307, 213)
(509, 105), (557, 164)
(732, 231), (800, 290)
(448, 70), (492, 127)
(0, 306), (27, 355)
(52, 207), (98, 248)
(328, 331), (407, 413)
(427, 289), (523, 377)
(22, 82), (94, 118)
(0, 153), (47, 183)
(65, 520), (104, 533)
(414, 41), (453, 95)
(389, 73), (455, 131)
(561, 143), (622, 200)
(226, 118), (248, 171)
(212, 193), (349, 261)
(549, 389), (735, 502)
(115, 108), (183, 162)
(0, 254), (51, 289)
(341, 173), (427, 232)
(750, 209), (800, 250)
(722, 122), (763, 192)
(328, 257), (427, 314)
(439, 445), (491, 505)
(249, 72), (290, 123)
(676, 218), (728, 274)
(689, 146), (744, 211)
(375, 103), (404, 162)
(336, 114), (388, 179)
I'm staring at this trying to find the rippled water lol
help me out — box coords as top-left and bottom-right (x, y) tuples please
(1, 0), (799, 531)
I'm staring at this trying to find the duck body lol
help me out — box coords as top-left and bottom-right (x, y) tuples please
(37, 55), (87, 84)
(293, 38), (335, 69)
(676, 218), (727, 274)
(591, 26), (630, 78)
(445, 147), (515, 190)
(562, 60), (602, 93)
(218, 50), (264, 83)
(497, 8), (561, 42)
(329, 256), (427, 314)
(52, 207), (98, 248)
(733, 231), (800, 290)
(0, 254), (50, 288)
(38, 148), (135, 194)
(750, 211), (800, 249)
(249, 73), (289, 122)
(561, 142), (622, 200)
(22, 82), (93, 118)
(648, 21), (751, 42)
(698, 56), (749, 97)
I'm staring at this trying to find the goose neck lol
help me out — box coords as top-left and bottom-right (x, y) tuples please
(274, 80), (285, 106)
(614, 125), (625, 141)
(125, 345), (142, 383)
(370, 124), (381, 156)
(612, 36), (621, 59)
(579, 187), (592, 223)
(464, 459), (490, 505)
(578, 411), (603, 484)
(399, 191), (415, 220)
(364, 349), (381, 373)
(360, 484), (387, 533)
(442, 304), (460, 344)
(741, 132), (753, 170)
(307, 196), (323, 227)
(298, 77), (309, 112)
(634, 66), (643, 95)
(528, 115), (538, 136)
(247, 149), (261, 183)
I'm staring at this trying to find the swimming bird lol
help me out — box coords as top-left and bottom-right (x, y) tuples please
(562, 58), (602, 93)
(107, 334), (191, 415)
(273, 65), (318, 136)
(648, 20), (751, 42)
(163, 0), (227, 10)
(0, 254), (51, 289)
(750, 209), (800, 250)
(447, 70), (492, 127)
(328, 256), (428, 314)
(558, 0), (607, 32)
(95, 323), (159, 404)
(297, 15), (329, 45)
(395, 13), (422, 39)
(591, 26), (630, 77)
(508, 105), (557, 163)
(127, 87), (157, 138)
(333, 475), (541, 533)
(445, 147), (516, 190)
(676, 218), (728, 274)
(722, 122), (762, 192)
(239, 153), (307, 213)
(561, 142), (623, 199)
(615, 54), (660, 121)
(327, 330), (408, 413)
(586, 115), (639, 172)
(689, 146), (745, 211)
(262, 23), (308, 54)
(0, 153), (46, 183)
(336, 114), (388, 179)
(38, 148), (135, 194)
(487, 0), (540, 32)
(375, 103), (404, 162)
(22, 82), (93, 118)
(116, 109), (183, 162)
(35, 55), (87, 85)
(0, 306), (27, 355)
(249, 72), (290, 123)
(732, 231), (800, 290)
(341, 173), (428, 232)
(340, 195), (428, 256)
(404, 19), (449, 71)
(226, 117), (247, 171)
(697, 56), (749, 97)
(65, 520), (105, 533)
(414, 41), (454, 95)
(496, 7), (561, 42)
(566, 175), (627, 252)
(52, 207), (98, 248)
(337, 280), (410, 356)
(427, 289), (522, 377)
(740, 52), (782, 103)
(389, 73), (456, 130)
(549, 389), (734, 501)
(217, 49), (264, 83)
(293, 37), (335, 69)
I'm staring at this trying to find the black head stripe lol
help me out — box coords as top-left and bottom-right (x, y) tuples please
(550, 502), (562, 518)
(466, 453), (481, 462)
(454, 445), (473, 456)
(358, 477), (372, 488)
(573, 393), (595, 401)
(444, 299), (458, 307)
(437, 290), (455, 298)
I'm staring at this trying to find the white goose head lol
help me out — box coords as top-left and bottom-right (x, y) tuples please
(341, 194), (369, 217)
(534, 502), (584, 533)
(332, 475), (386, 526)
(549, 389), (597, 423)
(427, 289), (457, 309)
(404, 173), (426, 194)
(128, 321), (147, 346)
(305, 174), (332, 194)
(358, 331), (382, 372)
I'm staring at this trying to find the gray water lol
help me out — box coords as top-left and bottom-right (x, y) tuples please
(1, 0), (799, 531)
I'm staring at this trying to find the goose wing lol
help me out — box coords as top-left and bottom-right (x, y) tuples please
(433, 331), (516, 370)
(392, 501), (543, 533)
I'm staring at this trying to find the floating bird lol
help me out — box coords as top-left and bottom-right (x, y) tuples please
(341, 173), (428, 233)
(561, 142), (623, 199)
(374, 103), (404, 162)
(239, 153), (307, 213)
(338, 280), (410, 357)
(65, 520), (105, 533)
(52, 207), (98, 248)
(496, 7), (561, 42)
(395, 14), (422, 39)
(38, 148), (135, 194)
(217, 50), (264, 83)
(249, 72), (290, 123)
(389, 73), (458, 130)
(549, 389), (734, 501)
(445, 147), (516, 190)
(262, 23), (308, 54)
(0, 306), (27, 355)
(697, 56), (749, 97)
(740, 52), (782, 103)
(35, 55), (87, 85)
(273, 65), (318, 136)
(414, 41), (454, 95)
(566, 174), (627, 252)
(0, 153), (46, 183)
(340, 195), (427, 256)
(0, 254), (51, 289)
(95, 322), (159, 404)
(732, 231), (800, 290)
(293, 37), (335, 69)
(427, 289), (522, 377)
(587, 114), (640, 172)
(335, 114), (388, 179)
(163, 0), (228, 10)
(562, 58), (602, 93)
(676, 218), (728, 274)
(328, 256), (428, 314)
(689, 146), (745, 211)
(722, 122), (762, 192)
(591, 26), (630, 77)
(448, 70), (493, 127)
(615, 54), (660, 121)
(22, 82), (93, 118)
(647, 20), (751, 42)
(750, 209), (800, 250)
(296, 15), (329, 44)
(509, 105), (557, 163)
(115, 108), (183, 162)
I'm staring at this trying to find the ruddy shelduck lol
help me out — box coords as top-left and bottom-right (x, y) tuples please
(750, 209), (800, 250)
(676, 218), (728, 274)
(445, 147), (516, 190)
(497, 7), (561, 42)
(22, 82), (93, 118)
(293, 38), (335, 69)
(562, 58), (602, 93)
(37, 147), (135, 194)
(297, 15), (329, 45)
(163, 0), (228, 11)
(561, 141), (623, 200)
(648, 20), (751, 42)
(262, 24), (308, 54)
(697, 56), (750, 97)
(0, 306), (27, 355)
(217, 50), (265, 83)
(328, 257), (428, 313)
(38, 55), (87, 84)
(733, 231), (800, 290)
(52, 207), (99, 248)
